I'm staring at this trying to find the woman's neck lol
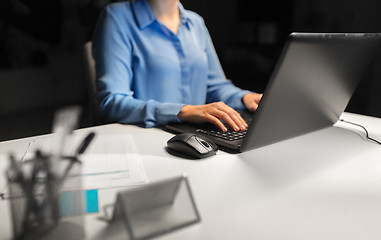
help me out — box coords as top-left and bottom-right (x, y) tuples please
(147, 0), (179, 18)
(147, 0), (180, 34)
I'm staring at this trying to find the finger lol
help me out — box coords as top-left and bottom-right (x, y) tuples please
(246, 101), (259, 111)
(227, 110), (247, 130)
(233, 110), (248, 129)
(243, 93), (262, 112)
(212, 109), (241, 131)
(205, 113), (228, 132)
(215, 104), (247, 130)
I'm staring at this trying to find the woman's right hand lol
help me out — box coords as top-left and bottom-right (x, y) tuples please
(177, 102), (247, 132)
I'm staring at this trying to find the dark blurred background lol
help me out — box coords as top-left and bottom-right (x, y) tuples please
(1, 0), (381, 141)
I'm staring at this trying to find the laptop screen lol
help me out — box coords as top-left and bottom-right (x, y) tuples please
(241, 33), (381, 151)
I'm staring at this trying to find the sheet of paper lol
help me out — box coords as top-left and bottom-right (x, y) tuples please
(64, 134), (148, 190)
(1, 134), (147, 197)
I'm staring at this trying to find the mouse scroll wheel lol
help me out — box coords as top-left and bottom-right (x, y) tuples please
(200, 140), (210, 148)
(197, 138), (210, 148)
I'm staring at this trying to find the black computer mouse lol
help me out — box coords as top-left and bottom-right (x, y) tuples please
(167, 133), (218, 159)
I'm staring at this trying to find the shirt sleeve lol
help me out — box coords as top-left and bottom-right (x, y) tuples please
(201, 21), (251, 110)
(92, 5), (184, 127)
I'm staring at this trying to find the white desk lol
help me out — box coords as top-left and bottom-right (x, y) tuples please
(1, 112), (381, 240)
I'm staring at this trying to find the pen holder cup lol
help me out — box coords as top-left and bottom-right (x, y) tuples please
(7, 153), (85, 240)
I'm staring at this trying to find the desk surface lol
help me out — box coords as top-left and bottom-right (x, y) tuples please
(1, 112), (381, 240)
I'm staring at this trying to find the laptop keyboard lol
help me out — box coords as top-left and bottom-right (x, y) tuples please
(194, 115), (252, 142)
(196, 128), (247, 141)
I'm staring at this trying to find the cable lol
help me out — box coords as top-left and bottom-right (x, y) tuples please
(339, 119), (381, 145)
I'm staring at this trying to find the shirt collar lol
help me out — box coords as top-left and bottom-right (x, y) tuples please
(132, 0), (192, 29)
(178, 2), (192, 26)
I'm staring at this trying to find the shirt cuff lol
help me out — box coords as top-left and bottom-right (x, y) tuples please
(226, 90), (251, 110)
(144, 101), (185, 128)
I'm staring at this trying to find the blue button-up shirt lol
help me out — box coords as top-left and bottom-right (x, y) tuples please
(92, 0), (250, 127)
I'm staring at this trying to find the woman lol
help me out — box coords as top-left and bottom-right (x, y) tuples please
(92, 0), (262, 132)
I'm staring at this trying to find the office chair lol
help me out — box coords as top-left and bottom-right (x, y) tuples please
(83, 41), (102, 126)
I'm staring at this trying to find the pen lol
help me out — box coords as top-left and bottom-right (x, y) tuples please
(76, 132), (96, 155)
(8, 154), (39, 231)
(60, 132), (96, 185)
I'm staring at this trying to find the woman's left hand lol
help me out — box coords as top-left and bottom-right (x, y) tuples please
(242, 93), (263, 111)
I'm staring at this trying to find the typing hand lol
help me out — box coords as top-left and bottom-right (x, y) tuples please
(177, 102), (247, 132)
(242, 93), (263, 111)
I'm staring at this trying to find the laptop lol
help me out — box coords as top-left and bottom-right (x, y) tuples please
(165, 32), (381, 152)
